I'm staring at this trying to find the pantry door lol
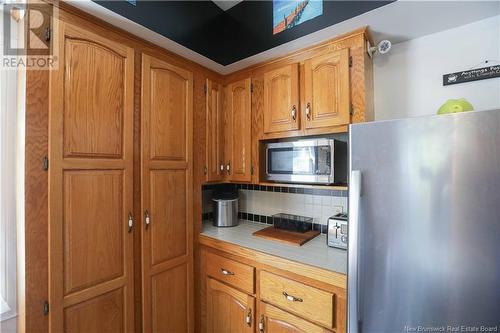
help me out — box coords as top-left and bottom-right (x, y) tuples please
(141, 54), (194, 333)
(48, 21), (135, 332)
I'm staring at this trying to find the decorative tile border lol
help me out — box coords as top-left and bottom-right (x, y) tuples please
(202, 212), (329, 234)
(202, 183), (348, 197)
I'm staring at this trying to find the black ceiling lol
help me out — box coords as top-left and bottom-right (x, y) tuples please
(94, 0), (393, 66)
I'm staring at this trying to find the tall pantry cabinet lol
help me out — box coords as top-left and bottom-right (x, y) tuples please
(141, 54), (193, 332)
(47, 19), (193, 332)
(48, 21), (135, 332)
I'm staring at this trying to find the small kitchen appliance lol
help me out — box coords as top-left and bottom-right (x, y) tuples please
(212, 190), (239, 227)
(264, 138), (347, 185)
(327, 213), (348, 249)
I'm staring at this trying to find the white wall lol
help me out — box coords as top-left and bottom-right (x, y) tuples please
(374, 15), (500, 120)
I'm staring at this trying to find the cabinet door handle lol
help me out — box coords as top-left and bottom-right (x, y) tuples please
(144, 209), (150, 230)
(220, 163), (224, 172)
(305, 102), (311, 120)
(258, 315), (265, 332)
(282, 292), (303, 302)
(128, 212), (133, 233)
(291, 105), (297, 120)
(220, 268), (234, 276)
(226, 161), (231, 175)
(245, 308), (252, 326)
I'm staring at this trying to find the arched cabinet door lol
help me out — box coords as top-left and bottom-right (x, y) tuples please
(206, 278), (255, 333)
(303, 48), (350, 129)
(263, 64), (300, 134)
(141, 53), (194, 333)
(224, 78), (252, 182)
(257, 302), (332, 333)
(48, 21), (135, 333)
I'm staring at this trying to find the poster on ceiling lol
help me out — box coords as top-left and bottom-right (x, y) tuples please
(273, 0), (323, 35)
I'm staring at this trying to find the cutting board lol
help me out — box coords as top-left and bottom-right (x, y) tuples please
(252, 226), (320, 246)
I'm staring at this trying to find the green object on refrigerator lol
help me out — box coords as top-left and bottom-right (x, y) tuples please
(437, 98), (474, 115)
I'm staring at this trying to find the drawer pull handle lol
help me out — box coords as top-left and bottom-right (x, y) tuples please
(282, 292), (303, 302)
(220, 268), (234, 276)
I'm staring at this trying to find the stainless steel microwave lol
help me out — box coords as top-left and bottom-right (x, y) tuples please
(264, 138), (347, 185)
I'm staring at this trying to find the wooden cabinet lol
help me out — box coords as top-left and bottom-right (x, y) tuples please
(303, 49), (351, 129)
(141, 54), (193, 333)
(206, 251), (255, 294)
(260, 49), (351, 137)
(224, 78), (252, 182)
(257, 302), (332, 333)
(206, 79), (225, 182)
(263, 64), (300, 134)
(48, 21), (135, 332)
(207, 278), (256, 333)
(198, 242), (347, 333)
(259, 271), (334, 328)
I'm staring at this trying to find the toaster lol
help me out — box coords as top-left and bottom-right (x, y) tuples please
(327, 213), (348, 249)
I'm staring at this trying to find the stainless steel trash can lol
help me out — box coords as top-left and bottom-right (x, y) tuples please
(212, 193), (239, 227)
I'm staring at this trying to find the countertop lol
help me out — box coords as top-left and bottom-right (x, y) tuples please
(201, 220), (347, 275)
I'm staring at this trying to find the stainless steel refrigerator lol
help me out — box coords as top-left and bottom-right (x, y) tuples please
(348, 110), (500, 333)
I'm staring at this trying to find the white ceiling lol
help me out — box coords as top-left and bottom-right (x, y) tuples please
(211, 0), (243, 11)
(68, 0), (500, 74)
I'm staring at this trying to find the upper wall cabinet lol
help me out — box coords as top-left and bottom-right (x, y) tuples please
(254, 29), (373, 139)
(303, 49), (350, 130)
(224, 78), (252, 182)
(206, 79), (225, 182)
(263, 64), (300, 134)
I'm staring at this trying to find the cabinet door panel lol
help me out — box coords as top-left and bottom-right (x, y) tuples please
(150, 68), (187, 161)
(151, 263), (189, 333)
(150, 170), (187, 265)
(206, 79), (224, 181)
(63, 39), (124, 158)
(258, 302), (332, 333)
(226, 78), (252, 182)
(304, 49), (350, 129)
(141, 54), (193, 333)
(64, 289), (124, 333)
(264, 64), (300, 133)
(207, 278), (255, 333)
(63, 170), (124, 294)
(49, 21), (134, 332)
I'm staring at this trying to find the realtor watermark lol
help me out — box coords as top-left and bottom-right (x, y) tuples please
(404, 326), (498, 332)
(2, 0), (59, 70)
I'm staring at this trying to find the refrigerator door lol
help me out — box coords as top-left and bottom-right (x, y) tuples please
(348, 110), (500, 333)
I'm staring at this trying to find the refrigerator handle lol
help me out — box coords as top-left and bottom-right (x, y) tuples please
(348, 170), (361, 333)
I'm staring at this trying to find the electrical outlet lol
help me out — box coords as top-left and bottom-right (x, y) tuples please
(333, 205), (343, 215)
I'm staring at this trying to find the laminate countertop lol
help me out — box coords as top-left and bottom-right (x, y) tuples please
(201, 220), (347, 275)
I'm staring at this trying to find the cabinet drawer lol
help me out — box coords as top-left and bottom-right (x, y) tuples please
(259, 271), (335, 328)
(206, 252), (255, 294)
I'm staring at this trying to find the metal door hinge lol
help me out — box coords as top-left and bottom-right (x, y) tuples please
(42, 156), (49, 171)
(204, 84), (207, 94)
(349, 56), (353, 67)
(44, 27), (51, 42)
(43, 301), (49, 316)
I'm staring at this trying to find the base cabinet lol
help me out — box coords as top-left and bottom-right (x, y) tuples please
(257, 302), (332, 333)
(206, 278), (256, 333)
(199, 244), (346, 333)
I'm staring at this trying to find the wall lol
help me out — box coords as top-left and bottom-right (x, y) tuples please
(374, 15), (500, 120)
(203, 184), (348, 232)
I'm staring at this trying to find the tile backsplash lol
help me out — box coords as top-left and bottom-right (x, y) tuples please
(202, 184), (348, 229)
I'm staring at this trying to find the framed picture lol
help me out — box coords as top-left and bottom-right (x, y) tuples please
(273, 0), (323, 35)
